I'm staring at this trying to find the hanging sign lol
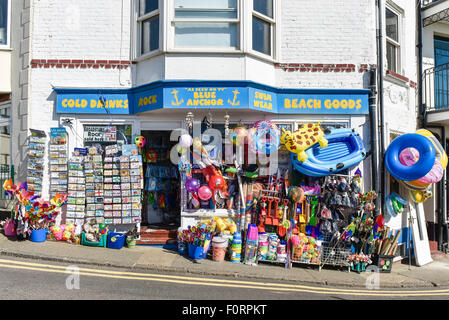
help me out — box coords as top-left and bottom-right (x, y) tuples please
(84, 126), (117, 143)
(55, 81), (370, 115)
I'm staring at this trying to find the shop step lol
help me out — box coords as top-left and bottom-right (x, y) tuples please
(137, 226), (177, 245)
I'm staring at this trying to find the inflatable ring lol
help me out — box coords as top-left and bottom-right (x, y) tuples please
(385, 193), (408, 218)
(249, 120), (280, 155)
(385, 133), (436, 181)
(404, 129), (448, 188)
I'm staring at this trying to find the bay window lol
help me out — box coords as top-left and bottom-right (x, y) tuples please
(134, 0), (278, 60)
(173, 0), (239, 49)
(138, 0), (160, 54)
(252, 0), (274, 56)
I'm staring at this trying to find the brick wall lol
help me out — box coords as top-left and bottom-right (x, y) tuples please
(31, 0), (131, 60)
(276, 0), (377, 89)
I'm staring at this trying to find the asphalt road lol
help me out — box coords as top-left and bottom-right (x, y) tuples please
(0, 257), (448, 302)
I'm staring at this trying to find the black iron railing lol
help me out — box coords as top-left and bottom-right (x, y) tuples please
(423, 62), (449, 112)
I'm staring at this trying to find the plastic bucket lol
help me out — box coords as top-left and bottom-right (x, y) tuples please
(178, 242), (187, 255)
(107, 232), (126, 249)
(212, 237), (228, 262)
(126, 238), (137, 248)
(188, 244), (205, 260)
(4, 221), (16, 237)
(30, 229), (48, 243)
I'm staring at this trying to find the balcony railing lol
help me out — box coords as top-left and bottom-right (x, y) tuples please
(423, 62), (449, 112)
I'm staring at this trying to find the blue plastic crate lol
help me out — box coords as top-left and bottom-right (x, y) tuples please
(107, 232), (126, 250)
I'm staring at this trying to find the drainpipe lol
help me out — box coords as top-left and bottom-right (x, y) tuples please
(417, 0), (448, 251)
(377, 0), (387, 214)
(418, 0), (425, 127)
(369, 68), (381, 216)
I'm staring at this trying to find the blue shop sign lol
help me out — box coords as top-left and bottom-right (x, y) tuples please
(54, 81), (369, 115)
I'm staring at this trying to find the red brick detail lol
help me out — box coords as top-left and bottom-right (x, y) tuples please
(30, 58), (132, 69)
(274, 63), (368, 73)
(409, 80), (417, 89)
(386, 69), (409, 82)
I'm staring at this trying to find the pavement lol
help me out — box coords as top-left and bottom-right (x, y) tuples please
(1, 232), (449, 289)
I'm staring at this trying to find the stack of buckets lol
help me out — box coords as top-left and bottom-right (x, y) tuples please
(211, 236), (228, 262)
(258, 233), (269, 261)
(230, 231), (242, 263)
(243, 224), (259, 266)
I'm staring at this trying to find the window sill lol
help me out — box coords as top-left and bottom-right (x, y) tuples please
(385, 70), (409, 87)
(133, 49), (278, 65)
(0, 47), (12, 52)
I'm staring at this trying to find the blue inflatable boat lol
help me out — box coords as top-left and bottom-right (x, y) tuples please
(291, 128), (366, 177)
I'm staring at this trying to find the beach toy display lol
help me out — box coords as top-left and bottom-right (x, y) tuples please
(281, 122), (328, 162)
(248, 120), (280, 155)
(243, 224), (259, 266)
(177, 220), (217, 260)
(385, 129), (447, 203)
(2, 179), (68, 239)
(290, 233), (321, 264)
(290, 128), (366, 177)
(230, 231), (242, 263)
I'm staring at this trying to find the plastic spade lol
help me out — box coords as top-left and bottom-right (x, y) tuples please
(273, 198), (280, 226)
(265, 197), (275, 225)
(309, 197), (318, 227)
(278, 199), (289, 237)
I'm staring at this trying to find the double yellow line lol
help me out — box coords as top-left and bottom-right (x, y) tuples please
(0, 258), (447, 297)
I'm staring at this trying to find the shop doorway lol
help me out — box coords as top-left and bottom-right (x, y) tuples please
(141, 130), (180, 228)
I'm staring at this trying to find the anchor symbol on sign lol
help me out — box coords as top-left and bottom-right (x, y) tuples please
(171, 89), (184, 106)
(228, 90), (240, 106)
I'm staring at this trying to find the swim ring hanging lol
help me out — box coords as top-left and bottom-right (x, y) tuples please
(248, 120), (280, 155)
(384, 133), (436, 182)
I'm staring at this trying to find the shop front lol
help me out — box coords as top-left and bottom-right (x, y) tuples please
(2, 79), (407, 272)
(54, 80), (371, 229)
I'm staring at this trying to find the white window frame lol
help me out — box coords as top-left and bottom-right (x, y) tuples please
(0, 0), (11, 49)
(134, 0), (280, 63)
(167, 0), (242, 53)
(135, 0), (163, 60)
(385, 1), (403, 75)
(249, 0), (278, 60)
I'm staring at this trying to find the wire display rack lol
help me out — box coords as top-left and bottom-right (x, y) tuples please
(320, 243), (351, 272)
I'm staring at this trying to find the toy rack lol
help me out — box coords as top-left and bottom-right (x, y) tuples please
(320, 244), (351, 272)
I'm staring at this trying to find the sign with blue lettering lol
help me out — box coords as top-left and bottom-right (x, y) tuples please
(54, 81), (369, 115)
(277, 90), (369, 115)
(56, 90), (131, 115)
(163, 86), (249, 110)
(133, 87), (163, 113)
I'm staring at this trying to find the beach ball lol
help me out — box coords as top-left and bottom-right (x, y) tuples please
(135, 136), (146, 148)
(198, 186), (213, 201)
(229, 126), (248, 146)
(179, 134), (193, 148)
(209, 175), (226, 191)
(185, 177), (200, 193)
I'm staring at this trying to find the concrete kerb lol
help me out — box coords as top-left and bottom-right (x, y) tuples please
(0, 247), (444, 289)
